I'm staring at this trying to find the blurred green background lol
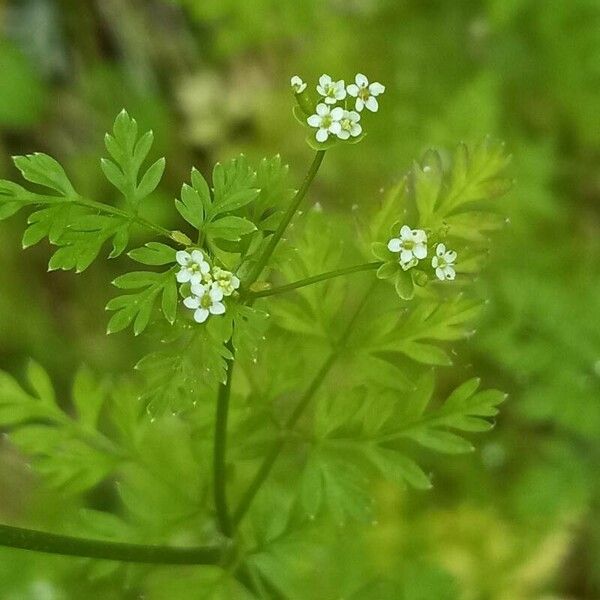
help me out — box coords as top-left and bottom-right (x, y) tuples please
(0, 0), (599, 598)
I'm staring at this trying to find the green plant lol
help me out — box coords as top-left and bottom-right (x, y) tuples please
(0, 73), (511, 598)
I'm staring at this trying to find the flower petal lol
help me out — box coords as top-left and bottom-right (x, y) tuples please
(200, 261), (210, 274)
(387, 238), (402, 252)
(350, 123), (362, 136)
(436, 243), (446, 256)
(355, 73), (368, 87)
(316, 103), (329, 116)
(307, 115), (321, 127)
(445, 267), (456, 280)
(184, 296), (200, 309)
(355, 97), (364, 112)
(329, 121), (342, 135)
(191, 249), (204, 263)
(316, 128), (329, 143)
(435, 267), (445, 281)
(231, 276), (240, 289)
(432, 257), (439, 268)
(210, 285), (224, 302)
(194, 308), (209, 323)
(414, 244), (427, 259)
(330, 106), (344, 120)
(369, 82), (385, 95)
(400, 249), (413, 264)
(190, 283), (206, 296)
(400, 225), (412, 238)
(346, 84), (359, 97)
(176, 268), (191, 283)
(445, 250), (457, 263)
(319, 74), (331, 87)
(365, 96), (379, 112)
(210, 302), (226, 315)
(176, 251), (190, 266)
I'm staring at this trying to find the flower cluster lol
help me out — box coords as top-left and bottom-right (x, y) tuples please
(387, 226), (457, 281)
(175, 250), (240, 323)
(291, 73), (385, 143)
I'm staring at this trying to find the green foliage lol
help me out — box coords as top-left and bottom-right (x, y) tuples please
(0, 107), (512, 597)
(102, 109), (166, 207)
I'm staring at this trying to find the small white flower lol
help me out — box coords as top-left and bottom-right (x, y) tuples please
(212, 266), (240, 296)
(432, 243), (457, 281)
(387, 225), (428, 270)
(316, 74), (346, 104)
(336, 110), (362, 140)
(184, 282), (226, 323)
(290, 75), (307, 94)
(307, 103), (344, 143)
(346, 73), (385, 112)
(176, 249), (210, 285)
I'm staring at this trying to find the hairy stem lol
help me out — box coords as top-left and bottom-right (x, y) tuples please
(0, 523), (225, 564)
(232, 287), (373, 529)
(249, 262), (381, 299)
(214, 340), (235, 537)
(246, 151), (325, 286)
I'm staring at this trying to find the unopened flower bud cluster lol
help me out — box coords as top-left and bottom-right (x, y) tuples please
(175, 250), (240, 323)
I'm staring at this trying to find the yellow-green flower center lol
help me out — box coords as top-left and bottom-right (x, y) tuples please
(200, 294), (212, 309)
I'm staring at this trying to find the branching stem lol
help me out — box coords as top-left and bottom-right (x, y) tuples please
(245, 151), (325, 285)
(249, 262), (381, 299)
(232, 286), (373, 528)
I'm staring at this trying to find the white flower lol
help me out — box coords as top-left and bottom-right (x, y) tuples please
(337, 110), (362, 140)
(176, 250), (210, 285)
(316, 74), (346, 104)
(346, 73), (385, 112)
(184, 282), (226, 323)
(387, 225), (428, 270)
(212, 266), (240, 296)
(307, 103), (344, 143)
(432, 243), (457, 281)
(290, 75), (306, 94)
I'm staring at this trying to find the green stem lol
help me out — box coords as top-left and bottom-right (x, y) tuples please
(75, 197), (179, 244)
(232, 287), (373, 529)
(246, 151), (325, 286)
(0, 523), (225, 564)
(214, 340), (235, 537)
(249, 262), (381, 299)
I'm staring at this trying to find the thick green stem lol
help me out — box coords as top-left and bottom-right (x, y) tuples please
(214, 341), (235, 537)
(0, 523), (225, 564)
(232, 287), (373, 529)
(246, 151), (325, 286)
(249, 262), (381, 299)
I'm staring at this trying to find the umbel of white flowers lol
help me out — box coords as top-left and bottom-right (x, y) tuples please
(388, 226), (458, 281)
(290, 73), (385, 143)
(175, 250), (240, 324)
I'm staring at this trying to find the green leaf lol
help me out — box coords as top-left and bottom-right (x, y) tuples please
(367, 447), (432, 490)
(136, 157), (166, 200)
(413, 150), (442, 226)
(72, 366), (105, 429)
(103, 110), (164, 206)
(176, 181), (205, 229)
(13, 153), (76, 197)
(107, 267), (177, 334)
(48, 215), (131, 272)
(128, 242), (176, 265)
(394, 269), (414, 300)
(376, 260), (397, 280)
(206, 216), (257, 241)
